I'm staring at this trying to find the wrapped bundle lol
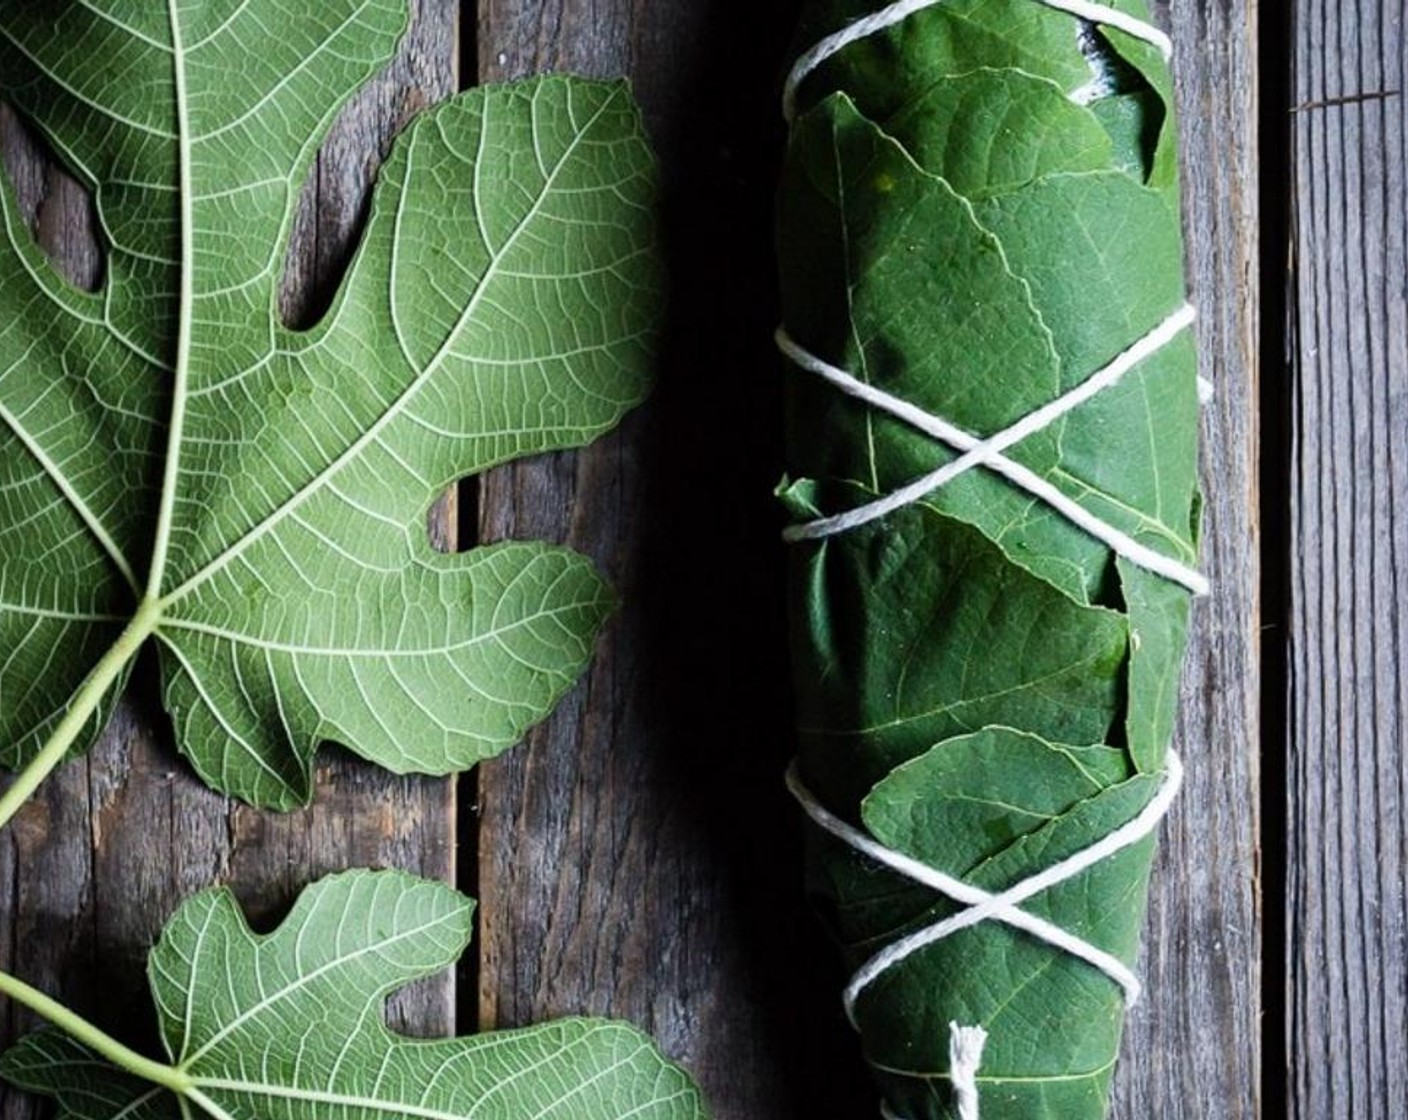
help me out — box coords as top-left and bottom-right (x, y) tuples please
(776, 2), (1204, 1118)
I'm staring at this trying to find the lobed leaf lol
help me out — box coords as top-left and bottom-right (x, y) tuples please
(0, 2), (662, 808)
(2, 870), (707, 1120)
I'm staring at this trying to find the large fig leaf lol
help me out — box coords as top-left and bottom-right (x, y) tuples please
(1, 870), (707, 1120)
(0, 3), (661, 808)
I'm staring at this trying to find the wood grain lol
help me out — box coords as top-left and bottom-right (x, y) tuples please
(0, 7), (459, 1113)
(1289, 2), (1408, 1116)
(1112, 3), (1264, 1117)
(473, 1), (876, 1116)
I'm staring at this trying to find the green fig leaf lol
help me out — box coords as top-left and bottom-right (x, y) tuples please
(2, 870), (707, 1120)
(0, 4), (662, 808)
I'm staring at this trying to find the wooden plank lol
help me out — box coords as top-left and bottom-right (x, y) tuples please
(1289, 3), (1407, 1116)
(1111, 4), (1264, 1117)
(473, 2), (879, 1115)
(0, 7), (459, 1113)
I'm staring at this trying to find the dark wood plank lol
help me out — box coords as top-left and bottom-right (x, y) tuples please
(473, 2), (880, 1117)
(1289, 2), (1407, 1116)
(0, 7), (459, 1108)
(1111, 4), (1264, 1117)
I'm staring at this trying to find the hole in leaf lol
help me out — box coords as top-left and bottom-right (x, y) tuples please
(0, 102), (104, 293)
(427, 483), (461, 555)
(456, 476), (481, 553)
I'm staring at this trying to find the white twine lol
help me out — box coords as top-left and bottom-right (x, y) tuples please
(787, 752), (1182, 1022)
(872, 1025), (989, 1119)
(778, 0), (1207, 600)
(776, 305), (1208, 596)
(1072, 20), (1122, 104)
(791, 754), (1181, 1119)
(948, 1024), (989, 1120)
(782, 0), (1174, 122)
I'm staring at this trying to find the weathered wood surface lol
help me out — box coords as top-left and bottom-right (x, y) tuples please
(1116, 3), (1263, 1118)
(0, 6), (460, 1113)
(0, 1), (1282, 1118)
(473, 2), (873, 1114)
(1289, 2), (1408, 1117)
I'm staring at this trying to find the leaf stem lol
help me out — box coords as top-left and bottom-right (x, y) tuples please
(0, 601), (161, 832)
(0, 969), (190, 1094)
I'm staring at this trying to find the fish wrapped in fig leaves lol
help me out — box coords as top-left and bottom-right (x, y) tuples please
(777, 3), (1203, 1118)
